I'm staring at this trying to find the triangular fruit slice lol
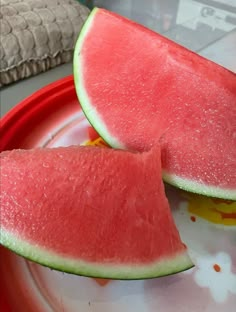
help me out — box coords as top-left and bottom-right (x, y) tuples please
(0, 145), (193, 279)
(73, 8), (236, 200)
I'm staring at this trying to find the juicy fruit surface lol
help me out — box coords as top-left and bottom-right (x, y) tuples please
(0, 146), (193, 279)
(74, 8), (236, 200)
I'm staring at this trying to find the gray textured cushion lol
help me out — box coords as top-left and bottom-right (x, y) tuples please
(0, 0), (90, 87)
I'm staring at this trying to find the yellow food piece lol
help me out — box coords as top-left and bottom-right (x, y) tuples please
(183, 192), (236, 226)
(84, 137), (109, 148)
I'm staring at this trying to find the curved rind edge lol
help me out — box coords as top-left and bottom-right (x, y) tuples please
(162, 171), (236, 201)
(0, 229), (193, 280)
(73, 8), (126, 150)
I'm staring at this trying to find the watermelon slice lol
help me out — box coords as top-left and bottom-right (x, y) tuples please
(0, 146), (193, 279)
(73, 8), (236, 200)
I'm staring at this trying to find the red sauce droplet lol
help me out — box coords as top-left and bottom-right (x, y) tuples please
(190, 216), (196, 222)
(93, 278), (111, 286)
(88, 126), (99, 141)
(213, 264), (221, 272)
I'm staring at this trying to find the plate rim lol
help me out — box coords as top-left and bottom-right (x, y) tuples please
(1, 75), (74, 151)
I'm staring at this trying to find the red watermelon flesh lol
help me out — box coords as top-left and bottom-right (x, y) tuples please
(0, 146), (193, 279)
(88, 126), (100, 141)
(73, 8), (236, 200)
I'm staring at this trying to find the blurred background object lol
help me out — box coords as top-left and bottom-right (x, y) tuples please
(79, 0), (236, 70)
(1, 0), (235, 116)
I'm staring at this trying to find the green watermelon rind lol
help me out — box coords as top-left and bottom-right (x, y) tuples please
(73, 8), (236, 201)
(73, 7), (126, 151)
(162, 171), (236, 201)
(0, 229), (193, 280)
(73, 8), (125, 149)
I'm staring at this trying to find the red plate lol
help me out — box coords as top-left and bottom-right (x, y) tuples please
(1, 75), (90, 151)
(1, 76), (235, 312)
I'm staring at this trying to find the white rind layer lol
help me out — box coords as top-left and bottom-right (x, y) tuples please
(0, 229), (193, 279)
(162, 171), (236, 200)
(73, 8), (126, 151)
